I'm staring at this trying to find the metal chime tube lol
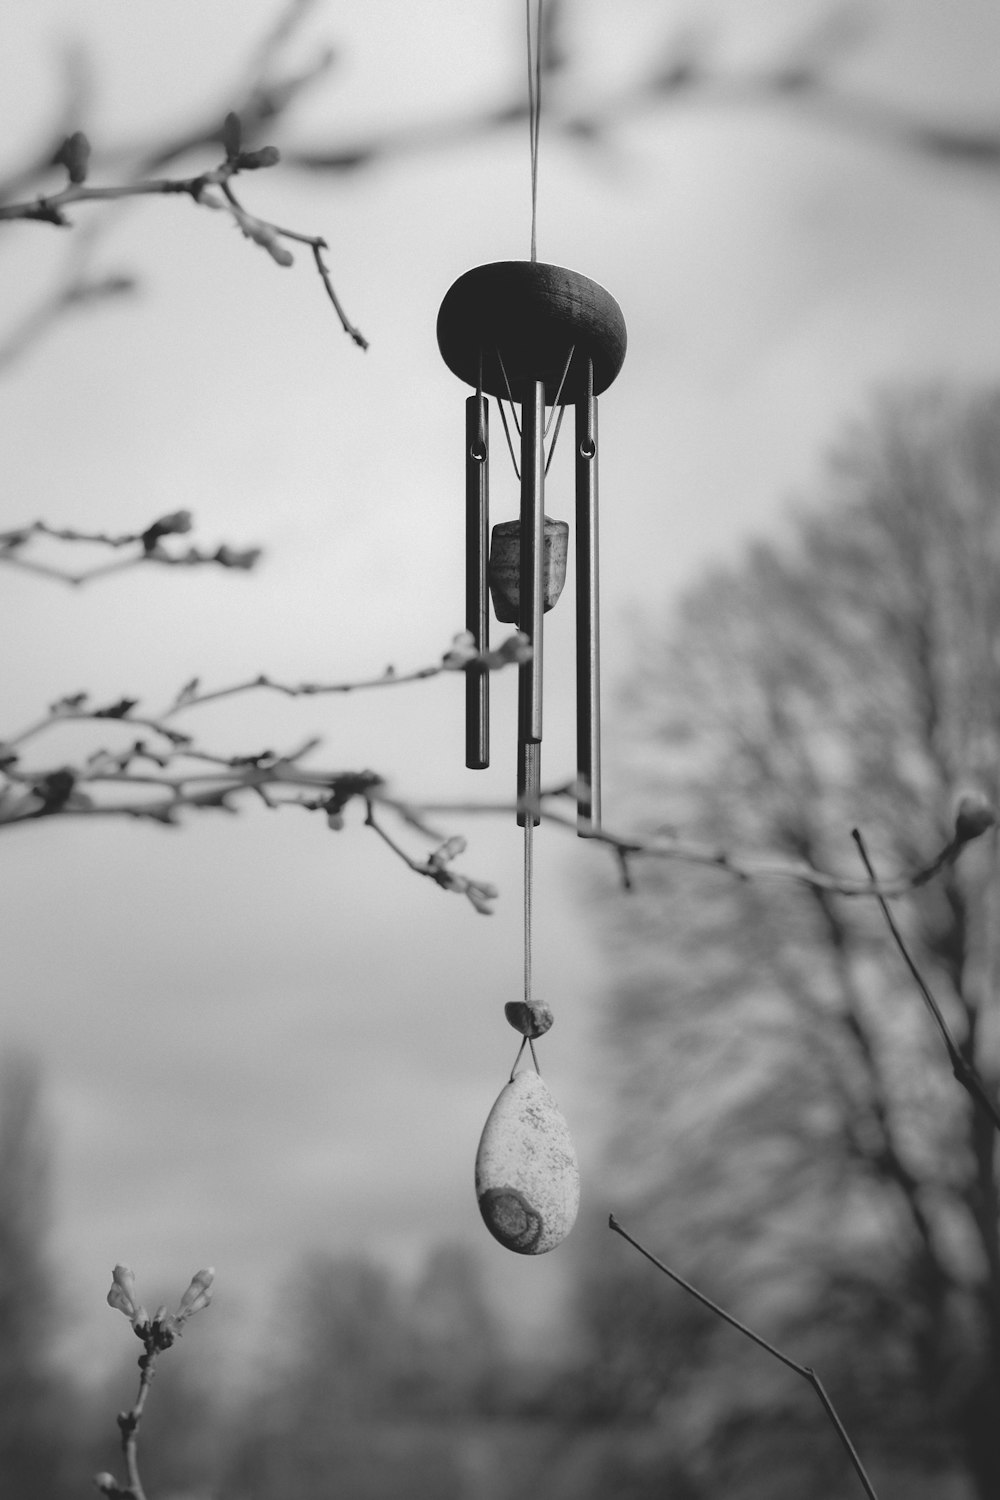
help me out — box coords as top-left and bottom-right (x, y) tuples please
(517, 379), (546, 826)
(575, 359), (600, 833)
(465, 393), (489, 769)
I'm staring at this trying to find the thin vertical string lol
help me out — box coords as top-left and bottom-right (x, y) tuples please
(523, 816), (534, 1004)
(523, 1), (542, 1049)
(526, 0), (543, 262)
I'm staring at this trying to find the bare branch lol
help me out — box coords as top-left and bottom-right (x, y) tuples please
(0, 512), (261, 586)
(608, 1215), (880, 1500)
(160, 631), (528, 716)
(419, 787), (987, 901)
(0, 125), (365, 347)
(364, 803), (497, 915)
(852, 827), (1000, 1136)
(0, 638), (991, 933)
(97, 1265), (214, 1500)
(310, 238), (368, 348)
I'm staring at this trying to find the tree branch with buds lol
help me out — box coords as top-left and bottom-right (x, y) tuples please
(0, 111), (367, 349)
(1, 638), (994, 929)
(95, 1264), (214, 1500)
(0, 511), (261, 585)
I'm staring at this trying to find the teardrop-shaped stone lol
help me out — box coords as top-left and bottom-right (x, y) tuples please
(475, 1070), (580, 1254)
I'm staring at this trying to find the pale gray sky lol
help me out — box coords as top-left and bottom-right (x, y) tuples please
(3, 0), (1000, 1373)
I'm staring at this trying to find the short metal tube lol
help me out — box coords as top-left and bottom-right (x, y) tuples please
(465, 393), (489, 769)
(517, 380), (546, 824)
(575, 362), (601, 832)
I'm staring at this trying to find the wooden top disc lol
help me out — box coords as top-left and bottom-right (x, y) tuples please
(437, 261), (626, 404)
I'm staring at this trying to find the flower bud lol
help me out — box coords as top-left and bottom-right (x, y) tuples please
(431, 836), (467, 867)
(237, 146), (281, 170)
(214, 545), (261, 570)
(177, 1267), (214, 1321)
(223, 112), (242, 161)
(141, 510), (193, 554)
(153, 510), (193, 537)
(467, 881), (498, 916)
(955, 792), (996, 844)
(493, 632), (533, 666)
(441, 631), (477, 669)
(55, 131), (91, 184)
(106, 1264), (148, 1327)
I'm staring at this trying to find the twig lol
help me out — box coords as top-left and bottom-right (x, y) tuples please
(852, 827), (1000, 1135)
(156, 631), (528, 715)
(414, 789), (980, 901)
(608, 1215), (879, 1500)
(97, 1265), (214, 1500)
(1, 651), (993, 919)
(0, 634), (524, 754)
(0, 125), (366, 346)
(364, 800), (497, 914)
(311, 239), (368, 348)
(116, 1353), (156, 1500)
(1, 737), (988, 919)
(165, 659), (450, 714)
(0, 512), (260, 586)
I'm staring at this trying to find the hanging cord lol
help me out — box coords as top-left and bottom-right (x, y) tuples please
(544, 344), (574, 437)
(515, 816), (540, 1074)
(543, 342), (575, 474)
(526, 0), (543, 262)
(523, 815), (534, 1004)
(516, 0), (544, 1079)
(496, 397), (521, 478)
(544, 402), (567, 476)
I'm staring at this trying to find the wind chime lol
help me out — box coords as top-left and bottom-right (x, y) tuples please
(437, 3), (626, 1255)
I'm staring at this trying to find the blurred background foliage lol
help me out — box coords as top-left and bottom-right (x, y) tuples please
(4, 1), (1000, 1497)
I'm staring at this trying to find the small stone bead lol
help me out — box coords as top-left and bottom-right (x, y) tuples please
(504, 1000), (554, 1039)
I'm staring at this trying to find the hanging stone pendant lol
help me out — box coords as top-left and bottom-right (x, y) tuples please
(488, 516), (569, 625)
(475, 1070), (580, 1254)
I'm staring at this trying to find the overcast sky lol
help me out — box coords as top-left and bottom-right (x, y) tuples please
(3, 0), (1000, 1377)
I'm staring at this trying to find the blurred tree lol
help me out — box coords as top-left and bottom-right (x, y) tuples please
(222, 1246), (508, 1499)
(0, 1053), (74, 1498)
(597, 385), (1000, 1499)
(409, 1243), (505, 1415)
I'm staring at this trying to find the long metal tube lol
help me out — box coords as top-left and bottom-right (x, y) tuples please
(465, 393), (489, 769)
(575, 361), (601, 833)
(517, 380), (546, 826)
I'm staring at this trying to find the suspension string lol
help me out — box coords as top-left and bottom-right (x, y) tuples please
(522, 1), (543, 1067)
(544, 400), (567, 476)
(523, 815), (534, 1005)
(494, 345), (523, 477)
(496, 347), (521, 435)
(543, 343), (575, 476)
(544, 344), (575, 437)
(526, 0), (543, 262)
(496, 398), (520, 479)
(475, 352), (486, 455)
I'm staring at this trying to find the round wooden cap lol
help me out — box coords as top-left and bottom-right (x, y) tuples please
(437, 261), (626, 404)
